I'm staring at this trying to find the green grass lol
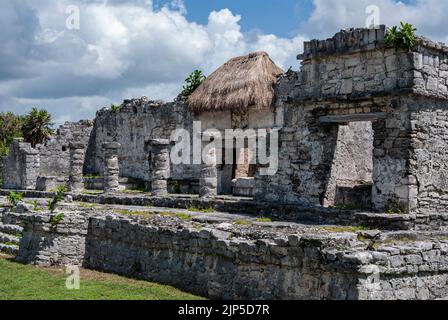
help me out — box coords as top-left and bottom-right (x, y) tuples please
(160, 212), (193, 221)
(82, 190), (103, 195)
(187, 206), (215, 214)
(0, 256), (203, 300)
(234, 219), (252, 226)
(83, 174), (102, 179)
(121, 189), (146, 194)
(113, 209), (154, 218)
(256, 217), (272, 223)
(320, 225), (370, 233)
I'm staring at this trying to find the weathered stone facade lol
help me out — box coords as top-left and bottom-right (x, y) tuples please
(38, 120), (93, 178)
(1, 138), (40, 190)
(15, 209), (448, 300)
(84, 97), (198, 183)
(255, 26), (448, 213)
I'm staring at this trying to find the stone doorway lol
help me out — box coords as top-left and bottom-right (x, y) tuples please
(324, 121), (374, 209)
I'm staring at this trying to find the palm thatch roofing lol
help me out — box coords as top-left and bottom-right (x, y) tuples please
(187, 52), (284, 113)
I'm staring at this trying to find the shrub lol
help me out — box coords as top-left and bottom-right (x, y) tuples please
(7, 192), (24, 207)
(181, 70), (206, 97)
(385, 22), (417, 51)
(49, 213), (65, 227)
(47, 186), (67, 213)
(110, 104), (121, 114)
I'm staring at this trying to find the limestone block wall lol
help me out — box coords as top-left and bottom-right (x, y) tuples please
(1, 139), (40, 190)
(84, 97), (199, 183)
(255, 27), (448, 212)
(406, 96), (448, 212)
(16, 211), (448, 300)
(38, 120), (93, 178)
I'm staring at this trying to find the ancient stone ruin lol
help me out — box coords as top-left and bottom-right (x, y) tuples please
(2, 26), (448, 300)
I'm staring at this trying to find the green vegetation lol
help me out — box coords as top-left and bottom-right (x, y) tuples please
(7, 192), (24, 207)
(385, 208), (406, 214)
(83, 174), (102, 179)
(111, 104), (121, 114)
(0, 255), (202, 300)
(113, 209), (154, 218)
(121, 189), (146, 194)
(49, 213), (65, 227)
(82, 190), (103, 195)
(320, 225), (370, 233)
(0, 112), (23, 157)
(160, 212), (193, 221)
(22, 108), (54, 147)
(0, 108), (55, 160)
(28, 199), (41, 212)
(181, 70), (206, 97)
(385, 22), (417, 51)
(47, 186), (67, 213)
(172, 181), (182, 194)
(187, 206), (215, 214)
(234, 219), (252, 226)
(175, 213), (193, 221)
(256, 217), (272, 223)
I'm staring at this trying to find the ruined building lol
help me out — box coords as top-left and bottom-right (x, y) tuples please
(3, 26), (448, 300)
(2, 25), (448, 216)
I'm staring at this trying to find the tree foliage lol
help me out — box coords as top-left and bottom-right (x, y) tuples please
(22, 108), (55, 147)
(181, 70), (206, 97)
(385, 22), (417, 51)
(0, 112), (23, 157)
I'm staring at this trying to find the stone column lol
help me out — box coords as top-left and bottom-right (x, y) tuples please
(68, 143), (86, 193)
(149, 139), (171, 196)
(199, 133), (218, 198)
(103, 142), (121, 193)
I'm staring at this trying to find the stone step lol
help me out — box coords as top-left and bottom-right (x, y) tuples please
(0, 232), (20, 245)
(0, 223), (23, 236)
(0, 243), (19, 256)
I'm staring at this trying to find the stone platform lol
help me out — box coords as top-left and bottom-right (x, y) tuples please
(5, 201), (448, 300)
(2, 189), (448, 232)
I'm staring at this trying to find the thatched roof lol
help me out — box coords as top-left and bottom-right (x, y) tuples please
(188, 52), (284, 113)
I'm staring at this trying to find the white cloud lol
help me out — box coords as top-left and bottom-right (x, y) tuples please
(304, 0), (448, 43)
(1, 0), (448, 125)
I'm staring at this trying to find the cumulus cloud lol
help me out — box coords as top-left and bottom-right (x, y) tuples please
(1, 0), (448, 124)
(303, 0), (448, 43)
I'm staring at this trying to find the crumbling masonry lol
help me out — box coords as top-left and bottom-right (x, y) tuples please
(2, 26), (448, 300)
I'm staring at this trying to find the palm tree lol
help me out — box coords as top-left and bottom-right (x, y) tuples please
(22, 108), (55, 147)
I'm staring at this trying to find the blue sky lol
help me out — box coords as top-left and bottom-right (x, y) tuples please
(155, 0), (315, 38)
(0, 0), (446, 125)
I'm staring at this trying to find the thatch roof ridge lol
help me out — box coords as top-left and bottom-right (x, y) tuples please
(188, 51), (284, 113)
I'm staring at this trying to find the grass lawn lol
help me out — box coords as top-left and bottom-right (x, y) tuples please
(0, 255), (203, 300)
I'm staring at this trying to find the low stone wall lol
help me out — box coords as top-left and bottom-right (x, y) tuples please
(15, 210), (448, 300)
(3, 189), (448, 231)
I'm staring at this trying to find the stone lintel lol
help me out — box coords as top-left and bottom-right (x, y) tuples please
(103, 142), (121, 150)
(149, 138), (171, 146)
(69, 142), (86, 150)
(319, 112), (387, 124)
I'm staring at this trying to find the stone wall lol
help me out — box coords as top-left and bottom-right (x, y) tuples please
(406, 96), (448, 212)
(1, 139), (40, 190)
(16, 211), (448, 300)
(84, 97), (199, 184)
(38, 120), (93, 178)
(255, 27), (448, 213)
